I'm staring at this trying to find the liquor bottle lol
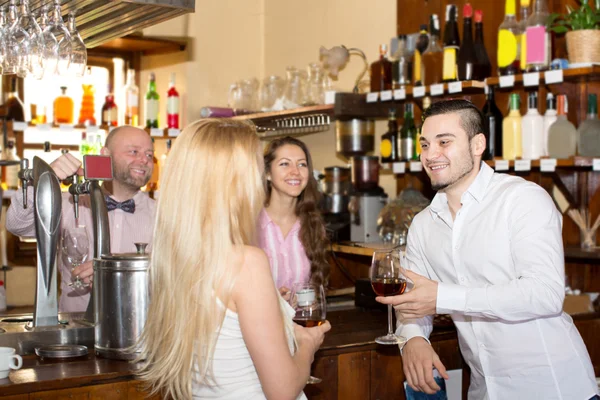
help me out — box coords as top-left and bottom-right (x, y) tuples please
(380, 109), (399, 163)
(167, 73), (180, 129)
(521, 91), (544, 160)
(416, 97), (432, 160)
(53, 86), (74, 124)
(518, 0), (530, 71)
(442, 5), (460, 82)
(146, 138), (159, 198)
(79, 68), (96, 125)
(5, 77), (25, 122)
(525, 0), (551, 72)
(473, 10), (492, 80)
(392, 35), (411, 89)
(577, 94), (600, 157)
(547, 95), (577, 159)
(458, 3), (477, 81)
(399, 103), (417, 161)
(370, 44), (393, 92)
(145, 72), (160, 129)
(422, 14), (443, 86)
(412, 25), (429, 87)
(79, 132), (91, 155)
(502, 93), (522, 160)
(124, 69), (139, 126)
(101, 88), (118, 127)
(1, 139), (20, 190)
(482, 85), (503, 159)
(542, 93), (557, 156)
(497, 0), (521, 76)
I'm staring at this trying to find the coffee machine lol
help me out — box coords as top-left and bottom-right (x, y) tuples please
(321, 166), (351, 242)
(349, 156), (387, 243)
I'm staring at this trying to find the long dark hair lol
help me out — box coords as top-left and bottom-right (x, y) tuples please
(264, 137), (330, 288)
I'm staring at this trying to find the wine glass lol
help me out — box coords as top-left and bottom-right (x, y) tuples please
(370, 249), (408, 345)
(5, 0), (30, 77)
(67, 11), (86, 77)
(16, 0), (44, 79)
(290, 282), (326, 384)
(61, 226), (89, 291)
(39, 5), (58, 76)
(44, 0), (71, 76)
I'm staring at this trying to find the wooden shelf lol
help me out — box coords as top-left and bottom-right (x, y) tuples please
(565, 247), (600, 263)
(231, 104), (334, 122)
(485, 66), (600, 88)
(92, 35), (187, 56)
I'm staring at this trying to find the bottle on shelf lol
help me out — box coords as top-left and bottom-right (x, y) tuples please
(412, 25), (429, 87)
(124, 69), (139, 126)
(1, 139), (20, 190)
(521, 91), (544, 160)
(502, 93), (522, 160)
(32, 105), (47, 125)
(458, 3), (477, 81)
(416, 97), (432, 160)
(391, 35), (411, 89)
(542, 93), (557, 157)
(167, 73), (180, 129)
(380, 109), (399, 164)
(399, 103), (417, 161)
(101, 88), (118, 127)
(547, 94), (577, 159)
(53, 86), (74, 124)
(473, 10), (491, 80)
(5, 76), (25, 122)
(497, 0), (521, 76)
(442, 4), (460, 82)
(482, 85), (503, 160)
(518, 0), (531, 72)
(422, 14), (443, 86)
(577, 94), (600, 157)
(79, 67), (96, 126)
(145, 72), (160, 129)
(146, 138), (159, 198)
(525, 0), (551, 72)
(370, 44), (393, 92)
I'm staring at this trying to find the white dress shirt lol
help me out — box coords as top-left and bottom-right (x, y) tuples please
(397, 162), (598, 400)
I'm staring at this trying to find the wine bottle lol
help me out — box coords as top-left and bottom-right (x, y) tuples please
(482, 85), (503, 159)
(442, 5), (460, 82)
(473, 10), (492, 80)
(497, 0), (520, 76)
(458, 3), (477, 81)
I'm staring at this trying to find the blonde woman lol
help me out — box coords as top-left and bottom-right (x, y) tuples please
(136, 119), (331, 399)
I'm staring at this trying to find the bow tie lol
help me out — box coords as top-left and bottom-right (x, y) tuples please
(105, 196), (135, 213)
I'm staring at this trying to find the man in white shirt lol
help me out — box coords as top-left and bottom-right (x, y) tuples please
(6, 126), (156, 312)
(377, 100), (598, 400)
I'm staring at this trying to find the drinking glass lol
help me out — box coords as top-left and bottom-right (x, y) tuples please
(61, 226), (89, 291)
(16, 0), (44, 79)
(370, 250), (407, 345)
(67, 11), (85, 77)
(5, 0), (30, 77)
(290, 283), (326, 384)
(44, 0), (71, 76)
(38, 5), (58, 76)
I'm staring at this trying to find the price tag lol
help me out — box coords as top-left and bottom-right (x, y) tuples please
(593, 158), (600, 171)
(409, 161), (423, 172)
(523, 72), (540, 87)
(150, 128), (164, 137)
(167, 128), (180, 137)
(324, 90), (336, 105)
(514, 159), (532, 171)
(13, 121), (27, 131)
(495, 159), (509, 171)
(86, 125), (99, 133)
(380, 90), (393, 101)
(59, 124), (74, 132)
(540, 158), (557, 172)
(430, 84), (444, 96)
(499, 75), (515, 88)
(413, 86), (426, 98)
(392, 162), (406, 174)
(366, 92), (379, 103)
(37, 123), (51, 131)
(393, 88), (406, 100)
(544, 69), (564, 84)
(448, 81), (462, 93)
(380, 162), (391, 170)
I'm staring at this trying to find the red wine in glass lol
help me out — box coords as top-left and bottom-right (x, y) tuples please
(371, 278), (407, 297)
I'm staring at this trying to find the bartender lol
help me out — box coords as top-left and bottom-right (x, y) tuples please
(6, 126), (156, 312)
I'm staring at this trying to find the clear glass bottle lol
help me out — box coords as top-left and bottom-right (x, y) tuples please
(442, 4), (460, 82)
(547, 95), (577, 159)
(53, 86), (74, 124)
(542, 93), (557, 157)
(370, 44), (392, 92)
(167, 73), (179, 129)
(497, 0), (521, 75)
(145, 72), (159, 129)
(577, 94), (600, 157)
(518, 0), (530, 71)
(101, 89), (118, 127)
(525, 0), (551, 72)
(124, 69), (139, 126)
(458, 3), (477, 81)
(5, 76), (25, 122)
(1, 139), (20, 190)
(391, 35), (411, 89)
(482, 85), (503, 159)
(502, 93), (522, 160)
(422, 14), (443, 86)
(521, 91), (544, 160)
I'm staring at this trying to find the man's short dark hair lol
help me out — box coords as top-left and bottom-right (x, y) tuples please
(422, 99), (485, 141)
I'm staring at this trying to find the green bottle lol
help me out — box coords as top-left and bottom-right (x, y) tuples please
(399, 103), (417, 161)
(145, 72), (160, 129)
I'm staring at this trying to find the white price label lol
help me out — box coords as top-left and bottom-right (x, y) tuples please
(544, 69), (564, 84)
(523, 72), (540, 87)
(37, 123), (51, 131)
(593, 158), (600, 171)
(540, 158), (557, 172)
(499, 75), (515, 88)
(13, 121), (27, 131)
(448, 81), (462, 93)
(430, 84), (444, 96)
(393, 89), (406, 100)
(495, 159), (509, 171)
(59, 124), (74, 132)
(380, 90), (393, 101)
(409, 161), (423, 172)
(514, 159), (532, 171)
(392, 162), (406, 174)
(86, 125), (99, 133)
(380, 162), (391, 170)
(150, 128), (163, 137)
(324, 90), (336, 105)
(167, 128), (180, 137)
(366, 92), (379, 103)
(413, 86), (426, 98)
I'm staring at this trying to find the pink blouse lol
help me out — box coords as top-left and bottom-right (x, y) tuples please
(257, 209), (311, 290)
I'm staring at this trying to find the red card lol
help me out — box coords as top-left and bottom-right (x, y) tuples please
(84, 155), (113, 180)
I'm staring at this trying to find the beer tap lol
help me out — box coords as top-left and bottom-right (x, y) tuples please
(18, 159), (33, 208)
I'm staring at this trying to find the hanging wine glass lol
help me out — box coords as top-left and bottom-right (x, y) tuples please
(44, 0), (71, 76)
(0, 7), (8, 75)
(67, 11), (85, 77)
(38, 5), (58, 76)
(5, 0), (30, 77)
(17, 0), (44, 79)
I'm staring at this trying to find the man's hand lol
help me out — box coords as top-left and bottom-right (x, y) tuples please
(50, 153), (83, 180)
(72, 260), (94, 286)
(402, 337), (449, 394)
(376, 269), (438, 319)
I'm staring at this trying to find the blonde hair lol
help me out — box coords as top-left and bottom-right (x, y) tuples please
(135, 119), (266, 399)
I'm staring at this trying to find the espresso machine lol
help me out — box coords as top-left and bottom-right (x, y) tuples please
(321, 166), (351, 242)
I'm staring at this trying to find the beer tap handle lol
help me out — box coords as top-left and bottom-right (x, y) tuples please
(18, 159), (30, 209)
(68, 180), (91, 220)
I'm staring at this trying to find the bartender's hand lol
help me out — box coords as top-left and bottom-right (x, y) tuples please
(402, 337), (449, 394)
(294, 320), (331, 360)
(72, 260), (94, 286)
(50, 153), (84, 180)
(279, 286), (291, 302)
(376, 269), (437, 320)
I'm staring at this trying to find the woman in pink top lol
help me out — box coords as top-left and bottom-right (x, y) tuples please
(260, 137), (329, 298)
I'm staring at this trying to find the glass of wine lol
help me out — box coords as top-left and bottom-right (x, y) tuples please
(290, 282), (326, 384)
(370, 249), (407, 345)
(61, 226), (89, 292)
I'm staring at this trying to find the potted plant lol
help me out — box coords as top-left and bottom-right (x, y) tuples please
(549, 0), (600, 65)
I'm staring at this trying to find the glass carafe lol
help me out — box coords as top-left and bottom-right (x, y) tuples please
(284, 66), (307, 108)
(306, 62), (325, 105)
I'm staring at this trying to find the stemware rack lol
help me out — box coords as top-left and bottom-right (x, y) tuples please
(255, 113), (332, 139)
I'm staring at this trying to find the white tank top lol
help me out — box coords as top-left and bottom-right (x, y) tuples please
(192, 296), (308, 399)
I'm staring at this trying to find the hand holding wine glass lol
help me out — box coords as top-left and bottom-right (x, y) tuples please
(61, 226), (90, 291)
